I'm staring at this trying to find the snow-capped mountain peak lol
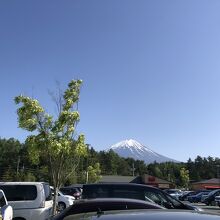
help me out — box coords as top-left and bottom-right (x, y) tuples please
(111, 139), (155, 154)
(111, 139), (142, 148)
(109, 139), (179, 164)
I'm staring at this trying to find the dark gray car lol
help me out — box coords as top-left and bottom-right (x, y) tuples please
(52, 198), (165, 220)
(82, 183), (203, 211)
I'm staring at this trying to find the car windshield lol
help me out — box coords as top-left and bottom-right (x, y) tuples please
(162, 193), (184, 208)
(195, 192), (204, 196)
(58, 191), (65, 196)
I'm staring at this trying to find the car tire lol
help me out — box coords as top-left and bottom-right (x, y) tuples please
(58, 202), (66, 211)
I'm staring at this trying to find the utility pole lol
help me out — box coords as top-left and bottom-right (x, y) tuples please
(217, 164), (220, 187)
(86, 171), (89, 184)
(16, 156), (20, 180)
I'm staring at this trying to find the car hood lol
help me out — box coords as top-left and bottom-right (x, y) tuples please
(64, 195), (75, 200)
(60, 210), (219, 220)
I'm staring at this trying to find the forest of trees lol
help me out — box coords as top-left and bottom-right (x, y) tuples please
(1, 137), (220, 188)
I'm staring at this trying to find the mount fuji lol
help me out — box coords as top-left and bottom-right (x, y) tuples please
(109, 139), (179, 164)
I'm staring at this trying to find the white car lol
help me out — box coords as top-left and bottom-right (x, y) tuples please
(0, 182), (53, 220)
(57, 191), (75, 211)
(50, 187), (75, 211)
(164, 189), (183, 200)
(0, 190), (13, 220)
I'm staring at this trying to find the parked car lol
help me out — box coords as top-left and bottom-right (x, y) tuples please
(0, 190), (13, 220)
(52, 198), (165, 220)
(187, 191), (210, 203)
(60, 187), (81, 200)
(53, 209), (220, 220)
(50, 187), (75, 211)
(179, 190), (210, 201)
(201, 194), (209, 203)
(164, 189), (183, 200)
(214, 195), (220, 206)
(0, 182), (53, 220)
(82, 183), (203, 211)
(201, 189), (220, 206)
(50, 186), (75, 212)
(178, 191), (195, 201)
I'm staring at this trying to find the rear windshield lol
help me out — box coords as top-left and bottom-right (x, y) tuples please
(0, 185), (37, 201)
(82, 185), (145, 200)
(61, 188), (79, 193)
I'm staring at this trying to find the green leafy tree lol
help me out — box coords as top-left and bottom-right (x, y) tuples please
(116, 159), (131, 176)
(99, 150), (120, 175)
(15, 79), (87, 215)
(0, 138), (23, 181)
(87, 163), (101, 183)
(134, 160), (148, 176)
(179, 167), (189, 189)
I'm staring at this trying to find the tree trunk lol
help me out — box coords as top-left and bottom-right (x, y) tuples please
(52, 187), (58, 216)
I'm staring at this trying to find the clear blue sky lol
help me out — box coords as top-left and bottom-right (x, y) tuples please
(1, 0), (220, 162)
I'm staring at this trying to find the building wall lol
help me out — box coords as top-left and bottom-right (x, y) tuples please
(142, 174), (174, 189)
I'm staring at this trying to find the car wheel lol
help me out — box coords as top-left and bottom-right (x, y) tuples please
(58, 202), (66, 211)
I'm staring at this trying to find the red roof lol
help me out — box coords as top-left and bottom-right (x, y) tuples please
(204, 185), (220, 189)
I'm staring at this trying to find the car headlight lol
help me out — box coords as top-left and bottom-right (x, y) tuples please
(68, 199), (74, 204)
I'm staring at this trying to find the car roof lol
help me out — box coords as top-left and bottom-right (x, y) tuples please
(83, 183), (156, 189)
(53, 198), (165, 220)
(74, 198), (163, 206)
(62, 209), (220, 220)
(0, 182), (47, 185)
(60, 186), (80, 189)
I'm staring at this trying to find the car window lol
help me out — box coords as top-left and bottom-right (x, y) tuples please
(112, 189), (144, 200)
(60, 188), (70, 194)
(144, 191), (167, 205)
(208, 189), (219, 196)
(0, 185), (37, 201)
(43, 183), (52, 201)
(84, 185), (145, 200)
(215, 191), (220, 196)
(165, 194), (185, 208)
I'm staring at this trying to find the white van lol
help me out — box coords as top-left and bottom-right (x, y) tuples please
(0, 182), (53, 220)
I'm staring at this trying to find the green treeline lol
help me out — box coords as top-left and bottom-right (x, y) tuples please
(0, 137), (219, 187)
